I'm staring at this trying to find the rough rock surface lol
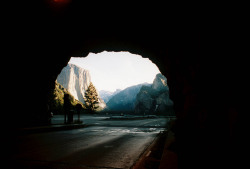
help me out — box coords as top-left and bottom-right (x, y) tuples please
(9, 3), (241, 168)
(152, 73), (169, 92)
(134, 73), (174, 115)
(134, 86), (155, 114)
(57, 63), (106, 109)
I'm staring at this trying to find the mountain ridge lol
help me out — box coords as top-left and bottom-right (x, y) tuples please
(99, 89), (122, 103)
(105, 83), (151, 111)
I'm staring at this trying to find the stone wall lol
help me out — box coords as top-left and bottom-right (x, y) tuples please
(5, 1), (243, 168)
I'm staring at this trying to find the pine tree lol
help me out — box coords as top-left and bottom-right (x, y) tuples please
(84, 82), (99, 113)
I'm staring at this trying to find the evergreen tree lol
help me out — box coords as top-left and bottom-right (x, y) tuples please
(84, 82), (99, 113)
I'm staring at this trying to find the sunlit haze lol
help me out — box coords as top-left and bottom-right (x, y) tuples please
(69, 51), (161, 92)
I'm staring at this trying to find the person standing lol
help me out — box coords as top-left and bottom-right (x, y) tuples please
(63, 94), (70, 124)
(76, 103), (82, 123)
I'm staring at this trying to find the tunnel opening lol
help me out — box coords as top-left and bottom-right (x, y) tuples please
(49, 51), (175, 124)
(5, 2), (243, 168)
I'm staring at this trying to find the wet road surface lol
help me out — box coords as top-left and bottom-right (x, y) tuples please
(10, 116), (169, 169)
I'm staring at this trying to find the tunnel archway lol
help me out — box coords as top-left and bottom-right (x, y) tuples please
(38, 36), (239, 169)
(52, 50), (175, 119)
(6, 1), (242, 168)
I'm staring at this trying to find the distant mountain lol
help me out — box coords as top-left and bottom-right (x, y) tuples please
(99, 90), (113, 103)
(106, 83), (151, 111)
(99, 89), (122, 103)
(134, 73), (174, 115)
(57, 63), (106, 110)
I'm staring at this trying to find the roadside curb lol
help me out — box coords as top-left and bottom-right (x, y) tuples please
(131, 130), (178, 169)
(132, 131), (168, 169)
(17, 124), (89, 135)
(159, 130), (178, 169)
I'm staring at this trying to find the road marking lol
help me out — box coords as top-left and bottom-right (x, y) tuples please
(146, 151), (151, 157)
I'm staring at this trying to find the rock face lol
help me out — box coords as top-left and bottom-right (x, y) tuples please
(106, 83), (151, 111)
(134, 73), (174, 115)
(152, 73), (169, 92)
(57, 63), (106, 110)
(57, 64), (90, 103)
(134, 86), (155, 113)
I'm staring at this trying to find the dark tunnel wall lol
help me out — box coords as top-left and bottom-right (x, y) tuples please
(5, 1), (243, 168)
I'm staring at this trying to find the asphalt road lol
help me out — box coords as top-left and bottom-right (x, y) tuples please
(10, 116), (169, 169)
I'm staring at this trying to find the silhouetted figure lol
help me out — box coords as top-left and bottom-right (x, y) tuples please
(76, 103), (82, 122)
(68, 110), (74, 123)
(64, 94), (70, 124)
(47, 104), (52, 124)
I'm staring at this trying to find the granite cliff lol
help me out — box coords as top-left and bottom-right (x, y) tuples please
(57, 63), (106, 110)
(134, 73), (174, 115)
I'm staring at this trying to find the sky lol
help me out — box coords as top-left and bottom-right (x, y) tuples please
(69, 51), (161, 92)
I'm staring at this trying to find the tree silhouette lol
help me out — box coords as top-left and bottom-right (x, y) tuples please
(84, 82), (99, 113)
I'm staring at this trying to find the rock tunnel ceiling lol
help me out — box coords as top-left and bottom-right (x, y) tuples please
(6, 1), (243, 168)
